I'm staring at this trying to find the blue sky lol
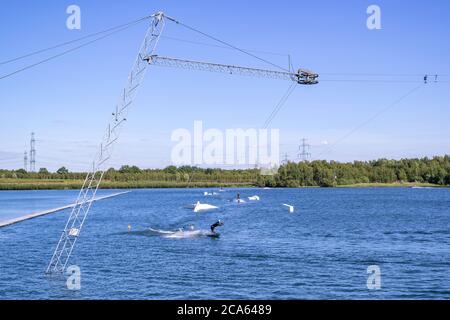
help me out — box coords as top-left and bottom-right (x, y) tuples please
(1, 0), (449, 171)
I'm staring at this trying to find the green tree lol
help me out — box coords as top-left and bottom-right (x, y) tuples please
(56, 167), (69, 174)
(119, 165), (141, 174)
(164, 165), (177, 174)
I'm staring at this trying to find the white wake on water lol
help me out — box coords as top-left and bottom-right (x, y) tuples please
(149, 227), (219, 238)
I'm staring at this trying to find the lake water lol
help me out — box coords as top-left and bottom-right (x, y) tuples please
(0, 187), (449, 299)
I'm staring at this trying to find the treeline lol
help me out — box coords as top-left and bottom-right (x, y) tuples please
(258, 156), (450, 187)
(1, 156), (450, 188)
(0, 165), (258, 186)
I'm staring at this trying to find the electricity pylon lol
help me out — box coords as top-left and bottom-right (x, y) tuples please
(24, 151), (28, 171)
(298, 138), (311, 161)
(30, 132), (36, 172)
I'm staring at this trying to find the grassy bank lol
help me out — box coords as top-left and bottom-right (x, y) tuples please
(0, 178), (254, 190)
(0, 178), (445, 190)
(2, 157), (449, 189)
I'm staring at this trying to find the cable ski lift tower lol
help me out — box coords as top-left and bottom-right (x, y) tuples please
(46, 12), (166, 274)
(46, 11), (319, 274)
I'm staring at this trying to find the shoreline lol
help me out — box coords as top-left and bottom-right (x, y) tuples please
(0, 182), (446, 191)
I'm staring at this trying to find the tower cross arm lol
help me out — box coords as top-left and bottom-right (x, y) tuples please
(144, 55), (319, 85)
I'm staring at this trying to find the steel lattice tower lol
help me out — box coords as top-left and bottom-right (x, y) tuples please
(46, 12), (166, 274)
(298, 138), (311, 162)
(282, 152), (289, 164)
(24, 151), (28, 171)
(30, 132), (36, 172)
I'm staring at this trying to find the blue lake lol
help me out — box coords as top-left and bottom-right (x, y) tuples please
(0, 187), (449, 299)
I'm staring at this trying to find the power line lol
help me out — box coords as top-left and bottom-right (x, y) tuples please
(262, 82), (296, 129)
(320, 72), (450, 77)
(316, 84), (424, 159)
(0, 17), (148, 81)
(159, 20), (450, 85)
(158, 17), (302, 131)
(0, 16), (150, 66)
(319, 79), (449, 84)
(320, 73), (450, 84)
(160, 34), (290, 57)
(0, 156), (21, 161)
(320, 79), (421, 83)
(165, 17), (291, 72)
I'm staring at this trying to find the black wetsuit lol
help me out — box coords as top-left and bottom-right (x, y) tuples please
(210, 221), (222, 233)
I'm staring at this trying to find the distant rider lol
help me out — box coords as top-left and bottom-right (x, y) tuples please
(210, 220), (224, 233)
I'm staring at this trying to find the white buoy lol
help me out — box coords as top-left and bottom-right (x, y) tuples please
(283, 204), (294, 213)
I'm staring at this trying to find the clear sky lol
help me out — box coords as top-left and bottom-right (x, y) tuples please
(1, 0), (449, 171)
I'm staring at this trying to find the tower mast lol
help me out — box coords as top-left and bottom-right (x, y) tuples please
(30, 132), (36, 172)
(46, 12), (167, 274)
